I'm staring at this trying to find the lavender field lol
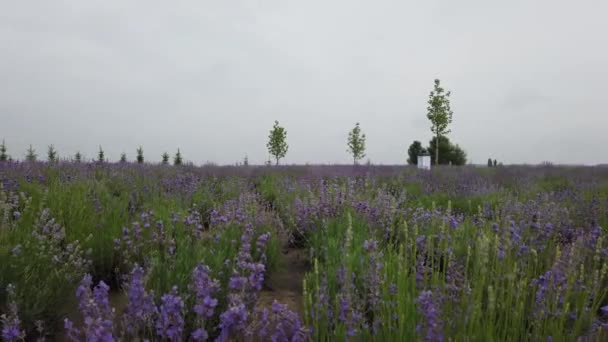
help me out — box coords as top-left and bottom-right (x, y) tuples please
(1, 161), (607, 341)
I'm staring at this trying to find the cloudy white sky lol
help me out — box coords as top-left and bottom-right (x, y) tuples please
(1, 0), (607, 165)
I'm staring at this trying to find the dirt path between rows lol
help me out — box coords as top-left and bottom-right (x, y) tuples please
(257, 245), (308, 317)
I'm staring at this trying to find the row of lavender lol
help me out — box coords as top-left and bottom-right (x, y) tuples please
(0, 161), (308, 340)
(2, 161), (608, 340)
(276, 170), (608, 340)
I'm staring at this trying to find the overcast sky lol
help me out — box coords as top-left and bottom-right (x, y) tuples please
(1, 0), (607, 165)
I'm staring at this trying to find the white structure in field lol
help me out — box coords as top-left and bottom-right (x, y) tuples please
(417, 153), (431, 170)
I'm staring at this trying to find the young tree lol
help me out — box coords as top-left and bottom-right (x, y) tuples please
(161, 152), (170, 165)
(493, 159), (497, 167)
(74, 151), (82, 163)
(47, 145), (58, 163)
(407, 141), (425, 165)
(26, 145), (37, 162)
(266, 121), (288, 165)
(173, 149), (183, 166)
(427, 79), (453, 165)
(136, 147), (144, 164)
(0, 140), (8, 161)
(347, 122), (366, 164)
(98, 146), (105, 163)
(487, 158), (493, 167)
(243, 155), (249, 166)
(120, 153), (127, 163)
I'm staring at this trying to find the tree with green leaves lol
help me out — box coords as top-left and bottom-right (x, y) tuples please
(493, 159), (497, 167)
(136, 147), (144, 164)
(174, 149), (183, 166)
(243, 155), (249, 166)
(450, 144), (467, 166)
(120, 153), (127, 163)
(47, 145), (58, 163)
(26, 145), (37, 162)
(428, 136), (467, 166)
(74, 151), (82, 163)
(347, 122), (366, 164)
(98, 146), (105, 163)
(0, 140), (8, 161)
(267, 121), (288, 165)
(407, 141), (426, 165)
(161, 152), (170, 165)
(427, 79), (453, 165)
(488, 158), (493, 167)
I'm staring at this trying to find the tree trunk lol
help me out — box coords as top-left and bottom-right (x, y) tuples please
(276, 157), (279, 166)
(435, 133), (439, 166)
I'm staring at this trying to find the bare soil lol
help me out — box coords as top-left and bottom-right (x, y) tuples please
(257, 247), (309, 317)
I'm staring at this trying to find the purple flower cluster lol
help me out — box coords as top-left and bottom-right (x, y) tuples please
(190, 264), (219, 341)
(65, 274), (115, 341)
(416, 290), (443, 342)
(363, 239), (384, 334)
(254, 301), (308, 342)
(219, 224), (269, 339)
(1, 284), (25, 342)
(217, 304), (248, 341)
(155, 286), (185, 341)
(122, 265), (157, 336)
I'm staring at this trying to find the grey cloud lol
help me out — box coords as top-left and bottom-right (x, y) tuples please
(1, 0), (607, 165)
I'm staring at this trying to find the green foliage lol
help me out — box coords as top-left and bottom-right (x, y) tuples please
(407, 141), (426, 165)
(267, 120), (288, 165)
(493, 159), (498, 167)
(47, 145), (57, 163)
(74, 152), (82, 163)
(119, 153), (127, 163)
(427, 79), (453, 164)
(98, 146), (105, 163)
(450, 145), (467, 166)
(26, 145), (37, 162)
(0, 140), (8, 161)
(428, 136), (467, 165)
(136, 146), (144, 164)
(161, 152), (170, 165)
(347, 122), (366, 164)
(488, 158), (493, 167)
(173, 149), (183, 166)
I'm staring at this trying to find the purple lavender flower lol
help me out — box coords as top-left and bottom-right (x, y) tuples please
(251, 301), (308, 342)
(191, 328), (209, 341)
(256, 232), (271, 252)
(1, 284), (25, 342)
(218, 304), (248, 341)
(248, 263), (265, 291)
(123, 266), (157, 336)
(156, 286), (185, 341)
(228, 275), (248, 291)
(338, 296), (349, 322)
(416, 290), (443, 342)
(64, 318), (81, 342)
(363, 239), (378, 252)
(190, 264), (220, 341)
(68, 275), (115, 341)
